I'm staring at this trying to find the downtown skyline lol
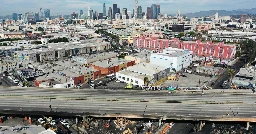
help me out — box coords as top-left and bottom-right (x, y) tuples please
(0, 0), (255, 16)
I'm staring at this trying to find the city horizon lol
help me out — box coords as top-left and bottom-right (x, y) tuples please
(0, 0), (255, 16)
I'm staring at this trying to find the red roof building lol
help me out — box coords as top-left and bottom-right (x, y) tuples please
(133, 37), (236, 59)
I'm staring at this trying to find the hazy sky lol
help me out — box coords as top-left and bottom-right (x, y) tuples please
(0, 0), (255, 15)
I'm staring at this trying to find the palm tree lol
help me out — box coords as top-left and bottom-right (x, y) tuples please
(228, 68), (235, 83)
(144, 77), (149, 86)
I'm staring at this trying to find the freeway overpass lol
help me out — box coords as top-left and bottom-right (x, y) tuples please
(0, 86), (255, 122)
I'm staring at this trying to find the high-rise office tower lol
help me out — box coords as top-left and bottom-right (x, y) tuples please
(44, 9), (51, 19)
(132, 9), (134, 18)
(117, 8), (120, 14)
(90, 9), (94, 20)
(108, 7), (112, 20)
(122, 8), (127, 16)
(127, 11), (131, 19)
(35, 12), (40, 21)
(99, 13), (103, 19)
(156, 5), (160, 16)
(151, 4), (157, 19)
(80, 10), (83, 16)
(113, 4), (117, 19)
(115, 13), (120, 20)
(147, 7), (152, 19)
(12, 13), (18, 21)
(71, 12), (76, 19)
(17, 14), (22, 20)
(135, 0), (138, 19)
(137, 6), (142, 19)
(94, 11), (99, 20)
(103, 3), (106, 17)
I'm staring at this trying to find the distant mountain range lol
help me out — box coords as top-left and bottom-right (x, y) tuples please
(184, 8), (256, 18)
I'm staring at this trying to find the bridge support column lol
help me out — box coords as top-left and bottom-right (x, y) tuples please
(199, 121), (205, 131)
(158, 118), (162, 127)
(28, 117), (32, 124)
(82, 116), (86, 129)
(246, 122), (250, 130)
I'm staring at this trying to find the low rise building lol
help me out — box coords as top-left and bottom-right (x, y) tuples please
(90, 58), (135, 76)
(133, 37), (236, 59)
(125, 50), (151, 64)
(150, 48), (192, 71)
(0, 32), (25, 39)
(116, 62), (170, 86)
(232, 67), (256, 88)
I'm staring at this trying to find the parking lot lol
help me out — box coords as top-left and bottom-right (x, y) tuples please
(161, 73), (212, 88)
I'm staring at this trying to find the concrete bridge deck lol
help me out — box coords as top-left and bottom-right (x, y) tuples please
(0, 87), (255, 122)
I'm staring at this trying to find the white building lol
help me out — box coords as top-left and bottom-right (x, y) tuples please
(116, 62), (170, 86)
(115, 13), (120, 20)
(150, 48), (192, 71)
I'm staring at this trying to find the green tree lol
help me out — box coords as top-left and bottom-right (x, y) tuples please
(228, 69), (235, 82)
(187, 31), (196, 37)
(240, 40), (256, 62)
(144, 77), (149, 86)
(37, 27), (44, 31)
(177, 32), (184, 38)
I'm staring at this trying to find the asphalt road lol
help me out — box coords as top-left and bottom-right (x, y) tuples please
(0, 76), (17, 87)
(0, 87), (255, 121)
(212, 58), (246, 89)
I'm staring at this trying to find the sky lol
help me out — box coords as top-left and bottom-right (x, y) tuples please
(0, 0), (255, 16)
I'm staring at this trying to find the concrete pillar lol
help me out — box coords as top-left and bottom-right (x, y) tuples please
(28, 117), (32, 124)
(24, 116), (28, 121)
(246, 122), (250, 130)
(199, 121), (205, 131)
(158, 118), (162, 127)
(82, 116), (86, 129)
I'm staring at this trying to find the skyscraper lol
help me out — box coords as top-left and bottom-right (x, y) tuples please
(113, 4), (117, 19)
(151, 4), (157, 19)
(147, 7), (152, 19)
(108, 7), (112, 20)
(103, 3), (106, 17)
(44, 9), (51, 19)
(122, 8), (127, 15)
(115, 13), (120, 20)
(12, 13), (18, 21)
(35, 12), (40, 21)
(117, 8), (120, 14)
(94, 11), (99, 20)
(99, 13), (103, 19)
(127, 11), (131, 19)
(17, 14), (22, 20)
(90, 9), (94, 20)
(156, 5), (160, 16)
(80, 10), (83, 16)
(71, 12), (76, 19)
(137, 6), (142, 19)
(132, 9), (134, 18)
(122, 8), (127, 19)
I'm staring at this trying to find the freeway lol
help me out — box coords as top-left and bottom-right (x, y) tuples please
(0, 87), (255, 122)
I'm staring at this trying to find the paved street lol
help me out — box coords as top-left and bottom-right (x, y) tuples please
(0, 87), (255, 122)
(0, 76), (17, 87)
(212, 58), (246, 89)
